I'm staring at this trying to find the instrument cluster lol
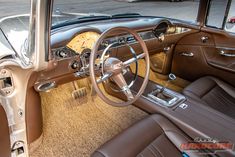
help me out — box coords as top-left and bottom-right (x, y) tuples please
(66, 31), (100, 54)
(52, 31), (101, 77)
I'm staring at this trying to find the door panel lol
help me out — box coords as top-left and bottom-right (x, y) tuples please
(0, 105), (11, 157)
(172, 31), (235, 86)
(202, 47), (235, 72)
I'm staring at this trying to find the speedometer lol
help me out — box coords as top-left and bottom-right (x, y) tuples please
(67, 31), (100, 54)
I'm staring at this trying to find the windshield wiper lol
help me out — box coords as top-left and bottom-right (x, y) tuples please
(111, 13), (142, 18)
(52, 13), (143, 29)
(52, 15), (111, 29)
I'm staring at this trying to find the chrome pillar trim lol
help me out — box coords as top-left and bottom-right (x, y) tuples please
(32, 0), (52, 71)
(27, 0), (36, 63)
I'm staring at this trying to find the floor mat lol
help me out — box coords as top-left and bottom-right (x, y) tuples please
(30, 79), (147, 157)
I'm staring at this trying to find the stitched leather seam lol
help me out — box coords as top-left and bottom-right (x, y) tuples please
(151, 142), (164, 157)
(138, 152), (144, 157)
(137, 132), (164, 156)
(184, 90), (201, 98)
(147, 145), (159, 157)
(165, 130), (190, 141)
(149, 116), (165, 132)
(149, 116), (192, 142)
(200, 84), (217, 99)
(133, 116), (164, 156)
(163, 132), (184, 154)
(94, 150), (107, 157)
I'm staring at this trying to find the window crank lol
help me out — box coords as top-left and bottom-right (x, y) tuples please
(201, 36), (209, 43)
(164, 46), (170, 52)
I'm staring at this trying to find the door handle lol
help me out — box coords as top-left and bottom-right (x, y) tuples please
(220, 50), (235, 57)
(180, 52), (194, 57)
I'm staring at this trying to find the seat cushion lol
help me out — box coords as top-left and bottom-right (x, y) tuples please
(92, 115), (201, 157)
(183, 76), (235, 118)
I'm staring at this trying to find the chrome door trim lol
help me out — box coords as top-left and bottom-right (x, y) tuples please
(220, 50), (235, 57)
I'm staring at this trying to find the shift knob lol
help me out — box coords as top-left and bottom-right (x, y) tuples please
(168, 73), (176, 81)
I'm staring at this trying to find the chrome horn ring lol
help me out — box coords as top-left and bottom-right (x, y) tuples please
(100, 42), (138, 92)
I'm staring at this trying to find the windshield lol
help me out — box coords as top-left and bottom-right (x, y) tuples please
(52, 0), (200, 27)
(0, 0), (31, 66)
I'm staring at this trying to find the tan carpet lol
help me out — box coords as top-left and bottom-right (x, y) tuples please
(130, 59), (190, 92)
(30, 79), (147, 157)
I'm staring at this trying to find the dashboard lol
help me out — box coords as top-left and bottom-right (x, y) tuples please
(51, 30), (157, 60)
(35, 18), (195, 91)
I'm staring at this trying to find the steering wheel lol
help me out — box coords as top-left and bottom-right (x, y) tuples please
(89, 27), (150, 107)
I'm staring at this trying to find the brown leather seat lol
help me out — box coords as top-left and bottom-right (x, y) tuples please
(92, 114), (202, 157)
(183, 76), (235, 119)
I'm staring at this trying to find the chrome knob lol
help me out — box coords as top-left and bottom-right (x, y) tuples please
(158, 33), (165, 42)
(168, 73), (176, 81)
(201, 36), (209, 43)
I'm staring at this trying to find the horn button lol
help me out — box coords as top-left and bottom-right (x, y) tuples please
(103, 57), (123, 75)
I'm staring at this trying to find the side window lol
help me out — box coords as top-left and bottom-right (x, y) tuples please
(206, 0), (229, 29)
(225, 1), (235, 33)
(206, 0), (235, 33)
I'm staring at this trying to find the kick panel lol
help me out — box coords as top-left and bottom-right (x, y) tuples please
(0, 105), (11, 157)
(150, 52), (166, 73)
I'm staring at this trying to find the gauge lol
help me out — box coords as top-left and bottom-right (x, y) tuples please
(67, 31), (100, 54)
(153, 21), (169, 37)
(56, 48), (68, 58)
(81, 48), (92, 59)
(53, 47), (78, 60)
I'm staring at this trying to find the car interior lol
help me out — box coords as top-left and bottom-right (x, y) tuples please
(0, 0), (235, 157)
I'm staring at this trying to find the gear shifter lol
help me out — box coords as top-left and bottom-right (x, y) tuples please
(148, 73), (185, 107)
(155, 73), (177, 101)
(159, 73), (176, 93)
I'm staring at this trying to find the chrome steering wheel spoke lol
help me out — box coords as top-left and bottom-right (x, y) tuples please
(123, 53), (145, 68)
(97, 72), (113, 84)
(111, 73), (134, 100)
